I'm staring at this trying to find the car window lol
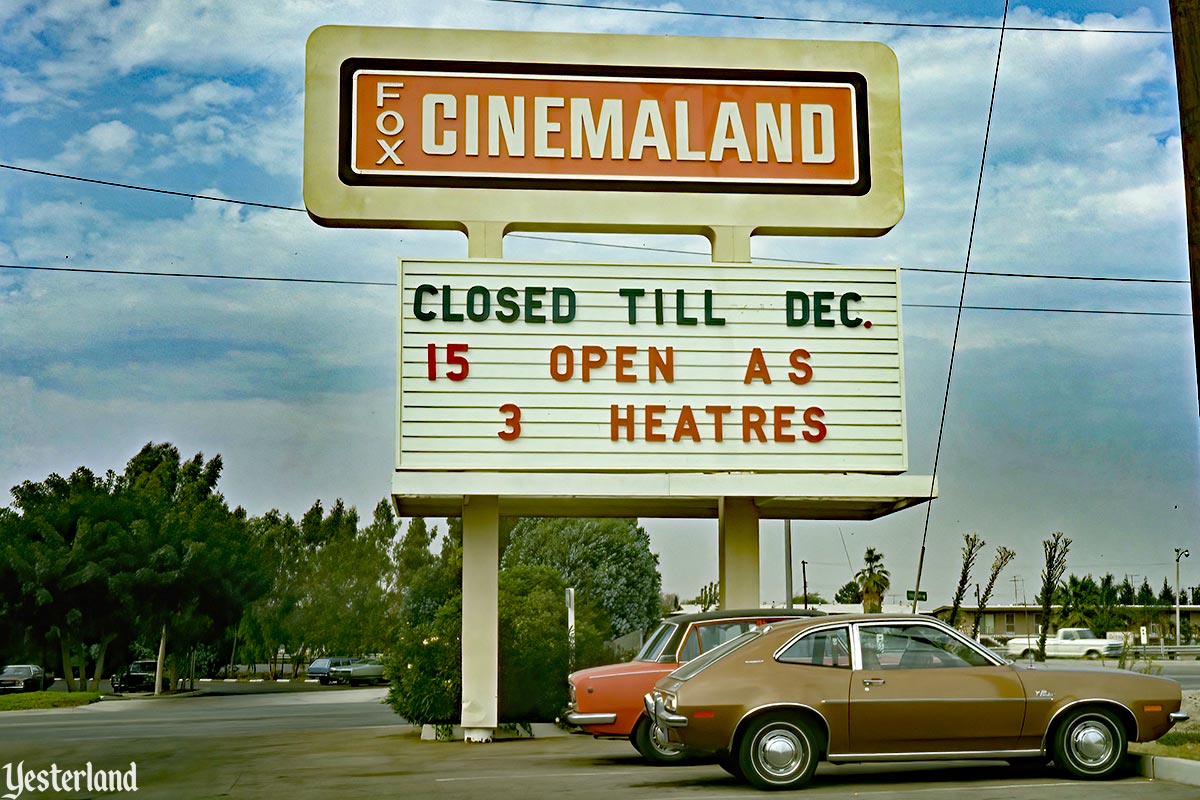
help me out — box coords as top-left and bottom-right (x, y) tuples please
(670, 630), (762, 681)
(635, 622), (678, 662)
(678, 628), (701, 662)
(777, 626), (851, 669)
(859, 624), (992, 670)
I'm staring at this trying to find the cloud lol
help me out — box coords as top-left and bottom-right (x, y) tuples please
(147, 79), (255, 120)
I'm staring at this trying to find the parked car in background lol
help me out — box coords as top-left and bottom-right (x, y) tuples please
(329, 657), (385, 686)
(647, 614), (1186, 790)
(565, 608), (823, 764)
(0, 664), (50, 692)
(110, 660), (169, 693)
(307, 656), (356, 685)
(1006, 628), (1122, 660)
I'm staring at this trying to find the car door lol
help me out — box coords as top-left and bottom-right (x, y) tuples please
(847, 621), (1026, 755)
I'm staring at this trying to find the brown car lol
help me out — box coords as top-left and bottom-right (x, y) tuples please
(647, 614), (1186, 790)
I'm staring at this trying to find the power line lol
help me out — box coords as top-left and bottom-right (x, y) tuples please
(481, 0), (1171, 35)
(0, 164), (1186, 288)
(0, 262), (1189, 317)
(913, 0), (1011, 613)
(0, 263), (392, 287)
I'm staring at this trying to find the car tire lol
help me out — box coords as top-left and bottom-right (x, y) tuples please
(318, 677), (329, 685)
(632, 716), (688, 765)
(1052, 707), (1127, 780)
(1085, 650), (1101, 660)
(738, 713), (821, 790)
(1020, 649), (1034, 659)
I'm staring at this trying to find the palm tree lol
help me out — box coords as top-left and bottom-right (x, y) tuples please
(856, 548), (891, 613)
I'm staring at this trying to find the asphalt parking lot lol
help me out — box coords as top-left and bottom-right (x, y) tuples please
(4, 688), (1199, 799)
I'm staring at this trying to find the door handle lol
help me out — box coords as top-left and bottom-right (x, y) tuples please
(862, 678), (886, 687)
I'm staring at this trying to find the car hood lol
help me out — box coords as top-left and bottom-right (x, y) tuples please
(569, 660), (672, 684)
(1011, 662), (1182, 694)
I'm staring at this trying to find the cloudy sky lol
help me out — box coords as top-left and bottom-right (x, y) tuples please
(1, 1), (1195, 609)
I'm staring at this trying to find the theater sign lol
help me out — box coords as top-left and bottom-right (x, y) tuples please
(305, 26), (903, 236)
(399, 259), (906, 474)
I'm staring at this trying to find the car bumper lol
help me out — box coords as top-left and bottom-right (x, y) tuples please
(1171, 712), (1190, 723)
(564, 710), (618, 726)
(643, 693), (688, 729)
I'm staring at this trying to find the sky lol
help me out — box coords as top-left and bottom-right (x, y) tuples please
(0, 1), (1196, 611)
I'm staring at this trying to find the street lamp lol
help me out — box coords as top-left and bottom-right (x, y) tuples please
(1176, 548), (1190, 646)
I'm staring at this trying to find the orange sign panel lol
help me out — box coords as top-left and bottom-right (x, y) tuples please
(345, 66), (867, 194)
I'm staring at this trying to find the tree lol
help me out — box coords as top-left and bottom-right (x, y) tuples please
(1119, 576), (1136, 605)
(1158, 578), (1175, 606)
(856, 548), (890, 613)
(834, 580), (862, 604)
(1036, 532), (1071, 661)
(793, 591), (828, 606)
(972, 546), (1016, 638)
(947, 533), (984, 629)
(695, 581), (719, 612)
(2, 466), (135, 691)
(1136, 577), (1156, 605)
(502, 518), (662, 638)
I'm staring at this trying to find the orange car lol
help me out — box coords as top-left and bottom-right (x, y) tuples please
(564, 608), (822, 763)
(647, 614), (1187, 789)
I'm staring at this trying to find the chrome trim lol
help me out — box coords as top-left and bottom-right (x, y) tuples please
(728, 702), (830, 754)
(852, 618), (1006, 669)
(584, 667), (673, 681)
(1042, 698), (1140, 746)
(1170, 712), (1189, 723)
(644, 693), (688, 728)
(827, 748), (1043, 763)
(564, 711), (618, 726)
(773, 620), (854, 663)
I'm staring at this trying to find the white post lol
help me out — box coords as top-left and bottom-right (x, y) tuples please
(461, 495), (499, 742)
(566, 587), (576, 672)
(719, 497), (760, 609)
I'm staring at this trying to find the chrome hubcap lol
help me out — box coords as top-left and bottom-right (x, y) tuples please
(1071, 721), (1113, 766)
(757, 729), (804, 777)
(651, 724), (681, 754)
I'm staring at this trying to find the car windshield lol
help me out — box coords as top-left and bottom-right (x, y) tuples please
(635, 622), (678, 662)
(669, 629), (761, 681)
(3, 666), (32, 677)
(311, 659), (330, 668)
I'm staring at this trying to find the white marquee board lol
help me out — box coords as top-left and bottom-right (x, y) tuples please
(398, 259), (906, 473)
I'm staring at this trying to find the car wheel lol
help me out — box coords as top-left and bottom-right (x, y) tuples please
(633, 716), (687, 765)
(1052, 707), (1127, 779)
(1020, 649), (1034, 659)
(318, 677), (329, 685)
(1085, 650), (1101, 660)
(738, 713), (821, 790)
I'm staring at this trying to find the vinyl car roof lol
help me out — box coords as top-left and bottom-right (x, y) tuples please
(663, 608), (826, 625)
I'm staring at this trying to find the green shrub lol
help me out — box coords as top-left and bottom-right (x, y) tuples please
(384, 595), (462, 725)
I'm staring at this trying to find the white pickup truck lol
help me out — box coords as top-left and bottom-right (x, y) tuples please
(1006, 628), (1122, 659)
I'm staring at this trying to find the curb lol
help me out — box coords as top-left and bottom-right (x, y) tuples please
(420, 723), (571, 741)
(1134, 754), (1200, 786)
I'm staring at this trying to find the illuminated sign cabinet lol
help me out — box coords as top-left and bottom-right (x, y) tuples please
(399, 259), (905, 474)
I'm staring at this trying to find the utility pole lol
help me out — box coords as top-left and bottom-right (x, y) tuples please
(802, 561), (809, 609)
(1170, 0), (1200, 407)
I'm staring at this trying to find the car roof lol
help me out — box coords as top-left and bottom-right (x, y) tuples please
(661, 608), (825, 625)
